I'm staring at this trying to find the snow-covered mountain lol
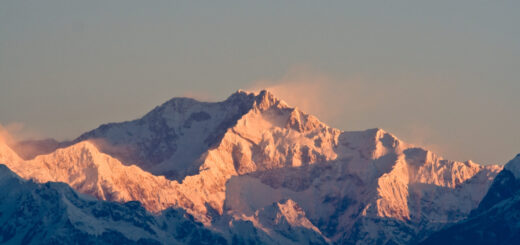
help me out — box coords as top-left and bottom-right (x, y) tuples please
(0, 164), (228, 245)
(0, 90), (504, 244)
(419, 154), (520, 245)
(0, 163), (331, 245)
(1, 140), (188, 213)
(73, 91), (258, 180)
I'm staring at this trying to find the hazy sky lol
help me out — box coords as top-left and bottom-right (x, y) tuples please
(1, 1), (519, 165)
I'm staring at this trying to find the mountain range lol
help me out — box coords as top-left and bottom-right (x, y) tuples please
(419, 154), (520, 245)
(0, 90), (514, 245)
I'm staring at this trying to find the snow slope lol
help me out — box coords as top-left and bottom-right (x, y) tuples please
(73, 91), (258, 180)
(0, 90), (504, 244)
(420, 154), (520, 245)
(0, 164), (227, 245)
(0, 164), (330, 245)
(2, 140), (189, 213)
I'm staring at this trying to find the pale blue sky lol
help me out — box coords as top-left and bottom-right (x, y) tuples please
(1, 1), (519, 165)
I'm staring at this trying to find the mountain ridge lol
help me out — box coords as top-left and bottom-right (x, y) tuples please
(419, 153), (520, 245)
(0, 89), (504, 244)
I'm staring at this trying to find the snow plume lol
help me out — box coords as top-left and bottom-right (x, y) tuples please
(0, 124), (16, 146)
(248, 67), (355, 125)
(0, 122), (43, 142)
(401, 123), (445, 157)
(247, 67), (459, 162)
(0, 123), (36, 145)
(0, 123), (59, 160)
(0, 124), (24, 162)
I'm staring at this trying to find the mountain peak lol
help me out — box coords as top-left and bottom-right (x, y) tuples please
(48, 140), (102, 160)
(253, 89), (289, 111)
(70, 140), (99, 151)
(225, 89), (289, 111)
(0, 136), (23, 165)
(504, 153), (520, 179)
(0, 88), (507, 245)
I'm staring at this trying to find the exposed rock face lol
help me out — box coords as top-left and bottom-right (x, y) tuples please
(0, 90), (503, 244)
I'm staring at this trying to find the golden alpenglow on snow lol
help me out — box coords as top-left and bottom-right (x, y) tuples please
(1, 1), (518, 244)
